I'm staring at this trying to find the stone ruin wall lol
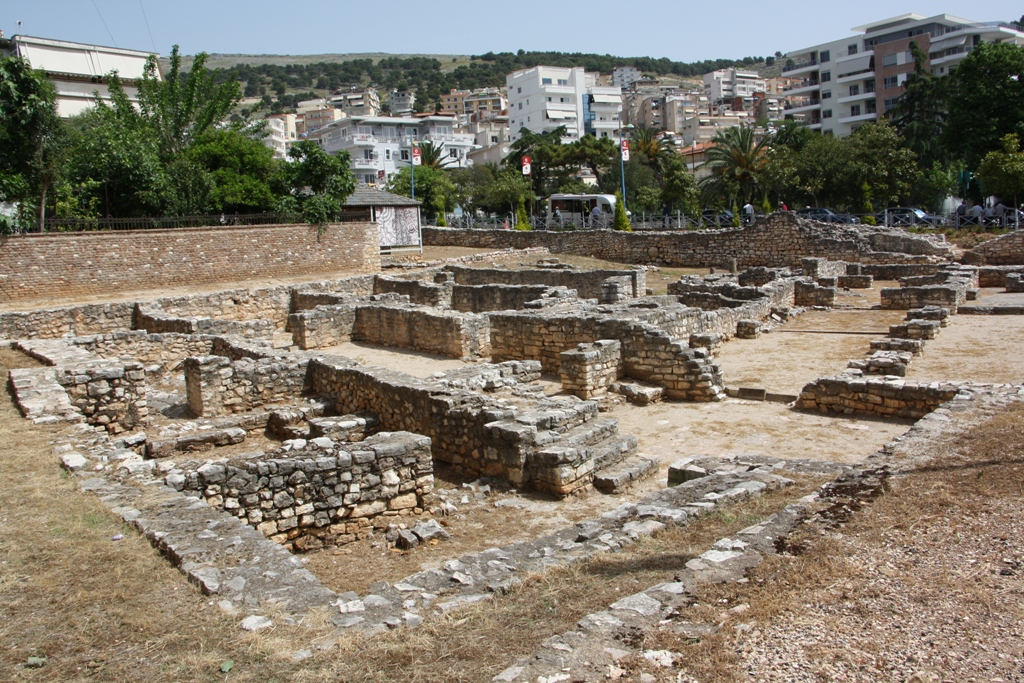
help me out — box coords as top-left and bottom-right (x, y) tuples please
(423, 212), (953, 269)
(446, 265), (646, 299)
(185, 354), (320, 417)
(352, 304), (491, 359)
(797, 376), (961, 420)
(173, 431), (434, 551)
(962, 230), (1024, 265)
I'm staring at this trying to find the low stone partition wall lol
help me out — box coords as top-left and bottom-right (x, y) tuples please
(352, 304), (490, 359)
(58, 359), (148, 432)
(289, 304), (357, 349)
(621, 324), (724, 401)
(837, 274), (873, 288)
(801, 257), (846, 280)
(560, 340), (622, 398)
(976, 266), (1024, 288)
(134, 306), (275, 339)
(861, 263), (942, 281)
(72, 331), (215, 374)
(794, 279), (838, 307)
(174, 431), (433, 551)
(1007, 273), (1024, 292)
(962, 230), (1024, 265)
(373, 275), (452, 307)
(185, 354), (319, 417)
(424, 213), (953, 268)
(880, 285), (966, 310)
(796, 374), (961, 419)
(446, 265), (646, 300)
(736, 267), (790, 287)
(450, 284), (558, 312)
(889, 319), (942, 340)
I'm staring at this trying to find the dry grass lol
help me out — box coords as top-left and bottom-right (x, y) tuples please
(617, 401), (1024, 682)
(0, 343), (826, 682)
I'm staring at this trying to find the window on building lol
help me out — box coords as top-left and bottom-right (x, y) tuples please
(364, 174), (375, 184)
(517, 87), (521, 94)
(822, 109), (833, 118)
(820, 50), (830, 62)
(882, 54), (897, 67)
(849, 84), (860, 96)
(449, 149), (458, 158)
(820, 71), (831, 82)
(491, 135), (498, 143)
(865, 79), (875, 93)
(848, 44), (858, 55)
(400, 150), (409, 160)
(385, 149), (391, 160)
(850, 104), (861, 116)
(542, 78), (552, 85)
(363, 149), (373, 159)
(883, 97), (900, 111)
(822, 89), (832, 99)
(883, 75), (898, 89)
(547, 97), (552, 102)
(557, 79), (568, 85)
(518, 102), (523, 110)
(865, 100), (877, 114)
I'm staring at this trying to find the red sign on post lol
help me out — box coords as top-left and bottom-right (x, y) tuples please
(522, 156), (532, 175)
(620, 140), (630, 161)
(412, 147), (422, 166)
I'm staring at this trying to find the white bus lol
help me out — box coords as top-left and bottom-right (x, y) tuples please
(546, 194), (617, 223)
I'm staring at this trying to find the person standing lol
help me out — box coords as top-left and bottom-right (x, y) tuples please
(742, 201), (754, 225)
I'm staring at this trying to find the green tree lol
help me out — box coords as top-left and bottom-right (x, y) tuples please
(564, 134), (617, 178)
(909, 162), (958, 212)
(187, 129), (280, 213)
(387, 165), (455, 220)
(629, 126), (674, 172)
(0, 56), (67, 228)
(514, 195), (531, 230)
(481, 168), (533, 216)
(284, 140), (357, 224)
(125, 46), (252, 162)
(847, 122), (920, 210)
(887, 41), (950, 168)
(978, 133), (1024, 208)
(792, 134), (855, 208)
(600, 158), (659, 209)
(945, 42), (1024, 169)
(660, 157), (699, 217)
(697, 126), (772, 207)
(613, 191), (631, 231)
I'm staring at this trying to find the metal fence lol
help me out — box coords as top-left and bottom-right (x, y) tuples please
(426, 212), (737, 232)
(19, 213), (305, 234)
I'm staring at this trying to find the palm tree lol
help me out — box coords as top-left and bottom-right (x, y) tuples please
(630, 126), (674, 170)
(417, 140), (453, 169)
(697, 126), (772, 206)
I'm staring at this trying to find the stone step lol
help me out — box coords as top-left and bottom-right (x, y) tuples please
(307, 412), (379, 442)
(610, 381), (664, 406)
(531, 420), (625, 467)
(592, 433), (639, 472)
(593, 453), (657, 494)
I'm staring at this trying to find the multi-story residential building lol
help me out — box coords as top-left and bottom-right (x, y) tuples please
(439, 89), (471, 116)
(388, 89), (416, 116)
(703, 68), (767, 106)
(463, 89), (507, 121)
(298, 107), (345, 137)
(506, 66), (623, 143)
(466, 115), (511, 166)
(782, 13), (1024, 137)
(674, 110), (754, 145)
(612, 66), (643, 89)
(265, 113), (298, 159)
(0, 34), (158, 117)
(663, 93), (709, 135)
(311, 115), (476, 185)
(330, 89), (381, 117)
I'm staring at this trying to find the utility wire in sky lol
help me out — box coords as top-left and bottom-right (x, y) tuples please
(89, 0), (118, 47)
(139, 0), (157, 53)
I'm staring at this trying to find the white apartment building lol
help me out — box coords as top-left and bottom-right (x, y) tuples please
(388, 90), (416, 116)
(612, 66), (643, 89)
(330, 89), (381, 117)
(782, 13), (1024, 137)
(265, 113), (297, 160)
(506, 66), (623, 143)
(311, 115), (476, 185)
(0, 34), (158, 117)
(703, 68), (766, 106)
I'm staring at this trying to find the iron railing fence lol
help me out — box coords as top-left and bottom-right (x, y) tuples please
(8, 212), (305, 234)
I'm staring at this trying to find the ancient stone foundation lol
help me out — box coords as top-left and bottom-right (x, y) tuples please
(797, 375), (961, 419)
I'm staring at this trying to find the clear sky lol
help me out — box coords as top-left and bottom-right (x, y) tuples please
(3, 1), (1019, 61)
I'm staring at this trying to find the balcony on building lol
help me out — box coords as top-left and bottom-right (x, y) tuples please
(784, 79), (821, 96)
(784, 97), (821, 113)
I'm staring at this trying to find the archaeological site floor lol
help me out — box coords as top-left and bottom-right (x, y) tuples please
(2, 217), (1023, 682)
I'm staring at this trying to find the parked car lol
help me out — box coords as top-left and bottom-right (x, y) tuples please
(796, 207), (861, 224)
(701, 209), (735, 225)
(876, 207), (943, 227)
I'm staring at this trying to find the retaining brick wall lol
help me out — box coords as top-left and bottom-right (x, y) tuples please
(0, 222), (380, 305)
